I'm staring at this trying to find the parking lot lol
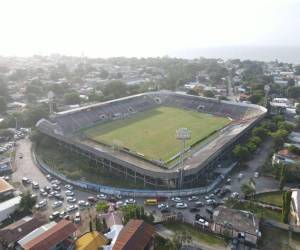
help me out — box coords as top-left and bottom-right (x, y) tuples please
(7, 137), (279, 230)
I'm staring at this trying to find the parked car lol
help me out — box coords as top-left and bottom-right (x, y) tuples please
(22, 177), (31, 184)
(49, 211), (61, 221)
(231, 192), (239, 199)
(32, 182), (39, 189)
(46, 174), (53, 180)
(195, 218), (209, 227)
(64, 184), (73, 190)
(254, 172), (259, 178)
(65, 191), (75, 196)
(35, 199), (47, 209)
(171, 197), (182, 203)
(195, 201), (204, 207)
(74, 212), (81, 224)
(97, 194), (107, 200)
(44, 186), (52, 193)
(87, 196), (97, 203)
(78, 200), (89, 207)
(175, 203), (187, 209)
(67, 205), (79, 213)
(125, 198), (136, 205)
(189, 207), (200, 213)
(52, 201), (63, 209)
(188, 196), (199, 201)
(54, 194), (64, 201)
(66, 197), (77, 203)
(158, 203), (169, 210)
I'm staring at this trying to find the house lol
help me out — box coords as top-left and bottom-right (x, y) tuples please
(212, 206), (261, 245)
(272, 149), (300, 166)
(21, 219), (77, 250)
(290, 189), (300, 226)
(76, 231), (108, 250)
(0, 177), (15, 200)
(113, 219), (155, 250)
(0, 216), (47, 249)
(0, 196), (21, 223)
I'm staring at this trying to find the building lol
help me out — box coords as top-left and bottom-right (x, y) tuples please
(272, 149), (300, 166)
(291, 189), (300, 226)
(0, 159), (12, 175)
(21, 219), (77, 250)
(212, 206), (261, 245)
(0, 196), (21, 223)
(0, 216), (47, 249)
(76, 231), (108, 250)
(113, 219), (155, 250)
(0, 177), (14, 201)
(37, 91), (267, 190)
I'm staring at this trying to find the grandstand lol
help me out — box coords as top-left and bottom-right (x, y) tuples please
(36, 91), (267, 189)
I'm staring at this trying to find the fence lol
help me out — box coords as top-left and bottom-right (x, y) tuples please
(33, 149), (236, 198)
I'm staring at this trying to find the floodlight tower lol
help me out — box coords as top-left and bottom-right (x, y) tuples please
(176, 128), (191, 189)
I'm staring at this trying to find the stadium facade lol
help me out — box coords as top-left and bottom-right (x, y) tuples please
(36, 91), (267, 189)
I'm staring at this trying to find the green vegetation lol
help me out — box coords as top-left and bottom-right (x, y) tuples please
(226, 198), (282, 222)
(281, 191), (292, 223)
(254, 192), (283, 207)
(164, 223), (227, 247)
(241, 178), (256, 197)
(96, 201), (109, 213)
(259, 224), (300, 250)
(36, 135), (145, 189)
(19, 191), (36, 213)
(84, 106), (230, 161)
(121, 204), (154, 224)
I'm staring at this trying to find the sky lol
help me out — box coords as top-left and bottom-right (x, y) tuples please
(0, 0), (300, 58)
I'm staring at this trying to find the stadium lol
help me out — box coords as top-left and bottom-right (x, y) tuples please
(36, 91), (267, 189)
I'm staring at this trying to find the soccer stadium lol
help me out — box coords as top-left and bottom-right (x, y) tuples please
(36, 91), (267, 189)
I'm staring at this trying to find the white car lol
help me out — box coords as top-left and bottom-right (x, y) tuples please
(78, 200), (89, 207)
(35, 199), (47, 209)
(52, 201), (63, 208)
(196, 218), (209, 227)
(97, 194), (107, 200)
(125, 199), (136, 204)
(158, 203), (169, 210)
(67, 205), (79, 213)
(254, 172), (259, 178)
(64, 184), (73, 190)
(66, 197), (77, 203)
(32, 182), (39, 189)
(74, 212), (81, 224)
(175, 202), (187, 209)
(231, 192), (239, 198)
(115, 201), (124, 208)
(65, 191), (75, 196)
(171, 197), (181, 203)
(188, 196), (199, 201)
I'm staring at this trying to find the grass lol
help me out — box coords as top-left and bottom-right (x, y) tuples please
(164, 222), (227, 247)
(84, 106), (230, 162)
(36, 136), (145, 189)
(259, 223), (300, 250)
(254, 191), (283, 207)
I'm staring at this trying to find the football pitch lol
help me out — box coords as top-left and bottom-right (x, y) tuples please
(84, 106), (230, 162)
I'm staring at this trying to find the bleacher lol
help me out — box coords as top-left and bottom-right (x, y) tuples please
(51, 92), (260, 134)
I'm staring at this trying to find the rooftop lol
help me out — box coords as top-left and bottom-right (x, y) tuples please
(76, 231), (108, 250)
(22, 219), (77, 250)
(0, 177), (14, 194)
(113, 219), (155, 250)
(213, 206), (260, 235)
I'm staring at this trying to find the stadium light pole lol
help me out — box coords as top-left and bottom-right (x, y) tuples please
(176, 128), (191, 189)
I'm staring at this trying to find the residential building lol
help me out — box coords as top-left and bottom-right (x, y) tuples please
(0, 196), (21, 222)
(272, 149), (300, 166)
(113, 219), (155, 250)
(0, 216), (47, 249)
(291, 189), (300, 226)
(76, 231), (108, 250)
(21, 219), (77, 250)
(212, 206), (261, 245)
(0, 177), (14, 200)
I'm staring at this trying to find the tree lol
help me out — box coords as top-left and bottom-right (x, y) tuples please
(249, 94), (262, 104)
(96, 202), (109, 213)
(287, 86), (300, 99)
(233, 145), (250, 160)
(295, 65), (300, 75)
(19, 191), (36, 213)
(252, 127), (268, 139)
(103, 80), (128, 99)
(241, 179), (256, 198)
(296, 104), (300, 115)
(279, 165), (287, 190)
(203, 90), (215, 98)
(186, 89), (198, 96)
(281, 191), (292, 223)
(64, 92), (81, 105)
(271, 129), (289, 148)
(0, 96), (7, 114)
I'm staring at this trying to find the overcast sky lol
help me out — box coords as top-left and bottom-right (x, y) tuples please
(0, 0), (299, 57)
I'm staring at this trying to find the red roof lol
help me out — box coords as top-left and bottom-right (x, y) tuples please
(113, 219), (155, 250)
(23, 220), (77, 250)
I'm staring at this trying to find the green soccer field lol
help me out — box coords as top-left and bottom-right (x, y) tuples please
(84, 106), (230, 162)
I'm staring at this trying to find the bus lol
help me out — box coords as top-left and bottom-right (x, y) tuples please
(144, 199), (158, 206)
